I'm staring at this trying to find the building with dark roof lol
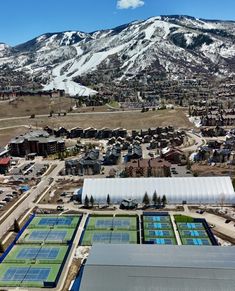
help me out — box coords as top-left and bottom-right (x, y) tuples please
(9, 130), (65, 157)
(125, 158), (171, 177)
(78, 244), (235, 291)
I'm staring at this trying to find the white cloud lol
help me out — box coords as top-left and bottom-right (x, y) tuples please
(117, 0), (145, 10)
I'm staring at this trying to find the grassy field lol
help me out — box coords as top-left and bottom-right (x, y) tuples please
(0, 108), (193, 130)
(0, 96), (74, 117)
(0, 127), (29, 147)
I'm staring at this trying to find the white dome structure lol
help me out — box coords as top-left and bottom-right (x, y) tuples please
(81, 177), (235, 205)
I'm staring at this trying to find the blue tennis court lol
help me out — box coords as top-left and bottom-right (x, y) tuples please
(16, 248), (60, 260)
(185, 238), (211, 245)
(92, 232), (111, 243)
(2, 267), (50, 282)
(39, 217), (72, 226)
(181, 230), (208, 237)
(145, 216), (169, 222)
(27, 230), (67, 242)
(149, 238), (174, 245)
(95, 220), (113, 228)
(111, 232), (129, 243)
(147, 223), (171, 229)
(178, 223), (204, 230)
(47, 231), (67, 241)
(148, 230), (171, 237)
(113, 219), (130, 227)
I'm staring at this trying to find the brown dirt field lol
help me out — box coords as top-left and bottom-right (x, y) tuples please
(192, 163), (235, 178)
(0, 108), (193, 131)
(0, 127), (28, 147)
(63, 258), (81, 291)
(0, 95), (73, 117)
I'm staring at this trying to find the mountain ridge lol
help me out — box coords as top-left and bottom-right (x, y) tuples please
(0, 15), (234, 96)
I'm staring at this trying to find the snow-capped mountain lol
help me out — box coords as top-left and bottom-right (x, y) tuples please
(0, 15), (235, 96)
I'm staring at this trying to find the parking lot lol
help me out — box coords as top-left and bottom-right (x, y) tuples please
(9, 162), (49, 179)
(0, 186), (20, 212)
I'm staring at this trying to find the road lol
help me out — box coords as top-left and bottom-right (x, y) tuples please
(0, 162), (64, 239)
(0, 109), (141, 123)
(182, 131), (206, 152)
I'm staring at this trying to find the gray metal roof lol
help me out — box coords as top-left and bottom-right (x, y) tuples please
(79, 245), (235, 291)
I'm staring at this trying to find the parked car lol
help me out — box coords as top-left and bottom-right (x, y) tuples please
(225, 219), (231, 224)
(57, 205), (64, 211)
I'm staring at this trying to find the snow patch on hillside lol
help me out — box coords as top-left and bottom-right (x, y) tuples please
(44, 79), (97, 97)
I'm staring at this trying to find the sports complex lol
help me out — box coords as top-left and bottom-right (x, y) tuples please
(0, 214), (81, 288)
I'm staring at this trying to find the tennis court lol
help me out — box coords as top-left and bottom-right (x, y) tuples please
(177, 223), (204, 230)
(0, 264), (61, 288)
(4, 245), (68, 264)
(87, 215), (137, 231)
(22, 229), (74, 244)
(182, 238), (212, 245)
(180, 230), (208, 238)
(143, 216), (170, 222)
(146, 238), (176, 245)
(28, 215), (80, 229)
(145, 230), (175, 237)
(144, 222), (172, 229)
(81, 230), (137, 245)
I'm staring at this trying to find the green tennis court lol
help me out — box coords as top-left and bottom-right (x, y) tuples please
(4, 245), (68, 264)
(145, 237), (177, 245)
(180, 230), (208, 238)
(143, 216), (170, 223)
(177, 222), (204, 230)
(144, 229), (175, 238)
(28, 215), (80, 229)
(81, 230), (137, 245)
(144, 222), (172, 230)
(20, 229), (75, 244)
(86, 215), (137, 231)
(0, 264), (60, 288)
(181, 238), (212, 245)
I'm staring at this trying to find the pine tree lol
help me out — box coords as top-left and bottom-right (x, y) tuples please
(161, 195), (167, 207)
(14, 219), (20, 233)
(107, 194), (110, 206)
(152, 191), (157, 206)
(84, 195), (89, 208)
(142, 192), (150, 206)
(157, 196), (161, 206)
(0, 239), (4, 253)
(90, 195), (94, 207)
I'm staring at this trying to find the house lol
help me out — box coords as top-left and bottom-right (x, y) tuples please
(69, 127), (84, 138)
(54, 127), (69, 138)
(125, 158), (171, 177)
(161, 147), (186, 164)
(97, 128), (113, 139)
(126, 144), (142, 162)
(112, 128), (127, 138)
(84, 127), (98, 138)
(120, 199), (138, 210)
(0, 157), (11, 174)
(0, 147), (9, 158)
(103, 144), (121, 165)
(78, 149), (101, 175)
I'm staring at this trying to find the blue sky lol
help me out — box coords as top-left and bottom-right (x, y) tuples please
(1, 0), (234, 46)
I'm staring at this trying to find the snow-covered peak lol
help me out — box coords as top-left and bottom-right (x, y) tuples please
(0, 15), (234, 96)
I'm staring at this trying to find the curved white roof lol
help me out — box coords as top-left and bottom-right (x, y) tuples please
(82, 177), (235, 204)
